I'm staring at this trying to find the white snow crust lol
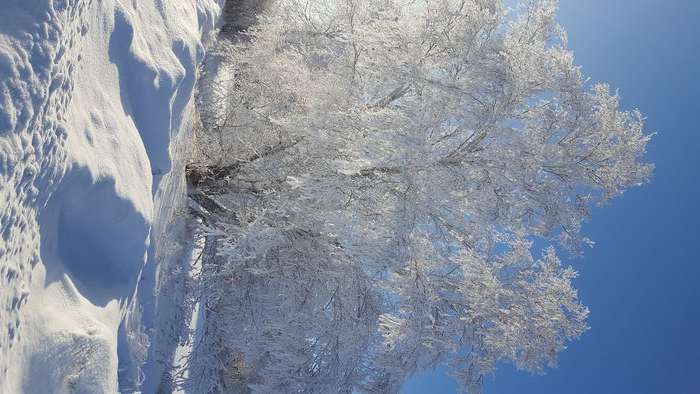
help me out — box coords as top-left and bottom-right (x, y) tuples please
(0, 0), (223, 392)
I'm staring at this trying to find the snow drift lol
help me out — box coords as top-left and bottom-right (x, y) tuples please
(0, 0), (223, 392)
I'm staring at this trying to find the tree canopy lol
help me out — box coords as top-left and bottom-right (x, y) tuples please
(186, 0), (652, 392)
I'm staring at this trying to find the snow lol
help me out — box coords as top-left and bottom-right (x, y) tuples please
(0, 0), (224, 392)
(169, 230), (206, 392)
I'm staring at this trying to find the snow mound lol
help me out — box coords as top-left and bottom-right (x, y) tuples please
(0, 0), (223, 392)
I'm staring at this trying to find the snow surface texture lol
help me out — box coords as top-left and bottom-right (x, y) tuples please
(0, 0), (223, 392)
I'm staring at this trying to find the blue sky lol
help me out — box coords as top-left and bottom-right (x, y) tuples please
(403, 1), (700, 393)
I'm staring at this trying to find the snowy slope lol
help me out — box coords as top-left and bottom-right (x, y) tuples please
(0, 0), (223, 392)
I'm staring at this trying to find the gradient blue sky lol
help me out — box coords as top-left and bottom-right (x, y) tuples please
(402, 1), (700, 393)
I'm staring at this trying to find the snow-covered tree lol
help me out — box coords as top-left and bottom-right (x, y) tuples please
(188, 0), (653, 392)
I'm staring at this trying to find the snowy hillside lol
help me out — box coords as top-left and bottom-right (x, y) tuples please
(0, 0), (223, 392)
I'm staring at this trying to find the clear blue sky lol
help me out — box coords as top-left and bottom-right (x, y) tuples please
(403, 1), (700, 393)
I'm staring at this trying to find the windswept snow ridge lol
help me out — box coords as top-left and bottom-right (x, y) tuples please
(0, 0), (223, 392)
